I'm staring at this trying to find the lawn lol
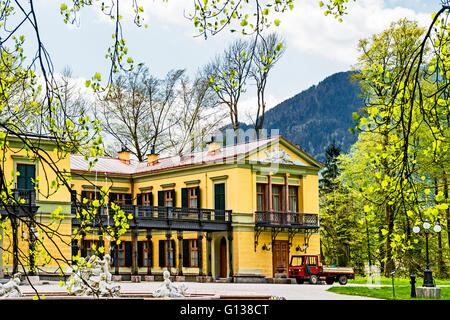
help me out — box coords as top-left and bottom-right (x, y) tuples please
(348, 276), (450, 286)
(328, 283), (450, 300)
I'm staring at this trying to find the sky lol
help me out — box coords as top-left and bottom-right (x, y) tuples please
(19, 0), (443, 123)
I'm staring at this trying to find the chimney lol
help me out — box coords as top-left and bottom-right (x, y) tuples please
(118, 146), (130, 164)
(147, 146), (159, 166)
(207, 136), (221, 155)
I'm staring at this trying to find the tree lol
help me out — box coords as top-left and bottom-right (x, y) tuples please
(94, 64), (185, 160)
(166, 72), (225, 155)
(250, 33), (286, 136)
(206, 39), (253, 138)
(350, 18), (427, 276)
(0, 0), (359, 296)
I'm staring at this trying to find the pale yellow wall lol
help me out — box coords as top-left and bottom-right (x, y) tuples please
(0, 142), (71, 204)
(302, 174), (319, 213)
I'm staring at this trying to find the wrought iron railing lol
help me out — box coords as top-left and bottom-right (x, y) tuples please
(5, 189), (36, 205)
(135, 205), (231, 222)
(71, 202), (232, 223)
(255, 211), (318, 227)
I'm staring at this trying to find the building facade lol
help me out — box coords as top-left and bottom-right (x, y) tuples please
(1, 134), (322, 281)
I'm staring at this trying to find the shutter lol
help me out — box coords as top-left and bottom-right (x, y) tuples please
(98, 240), (105, 258)
(71, 240), (79, 265)
(171, 190), (176, 207)
(137, 193), (142, 206)
(181, 188), (188, 208)
(125, 193), (132, 205)
(171, 240), (176, 267)
(214, 183), (225, 210)
(159, 240), (165, 267)
(138, 241), (143, 267)
(196, 186), (201, 209)
(71, 190), (77, 203)
(183, 240), (189, 267)
(148, 241), (153, 267)
(158, 191), (164, 207)
(17, 164), (35, 190)
(110, 243), (116, 267)
(125, 241), (132, 267)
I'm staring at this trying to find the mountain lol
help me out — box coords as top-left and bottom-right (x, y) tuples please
(220, 71), (363, 162)
(255, 71), (363, 162)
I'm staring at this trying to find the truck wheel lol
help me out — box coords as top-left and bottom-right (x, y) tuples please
(296, 277), (304, 284)
(325, 278), (334, 285)
(309, 275), (319, 285)
(338, 275), (348, 285)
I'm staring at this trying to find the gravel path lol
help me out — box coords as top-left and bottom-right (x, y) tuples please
(19, 281), (381, 300)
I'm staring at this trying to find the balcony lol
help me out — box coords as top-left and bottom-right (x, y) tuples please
(0, 189), (38, 217)
(71, 203), (232, 232)
(254, 211), (319, 229)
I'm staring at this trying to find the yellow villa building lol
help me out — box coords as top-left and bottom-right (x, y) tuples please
(1, 133), (322, 282)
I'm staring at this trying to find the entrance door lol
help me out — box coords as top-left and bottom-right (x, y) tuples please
(220, 238), (227, 278)
(272, 240), (289, 276)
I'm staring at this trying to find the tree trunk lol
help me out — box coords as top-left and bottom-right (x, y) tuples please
(384, 203), (395, 276)
(435, 177), (447, 277)
(443, 172), (450, 256)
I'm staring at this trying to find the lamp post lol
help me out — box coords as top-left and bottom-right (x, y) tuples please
(412, 219), (441, 287)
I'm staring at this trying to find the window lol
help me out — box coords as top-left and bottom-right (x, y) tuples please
(272, 185), (281, 211)
(306, 256), (317, 267)
(16, 163), (35, 190)
(288, 186), (298, 212)
(214, 183), (225, 210)
(183, 239), (199, 267)
(83, 240), (102, 258)
(142, 193), (152, 206)
(164, 190), (174, 207)
(256, 183), (266, 211)
(159, 240), (175, 267)
(290, 256), (304, 267)
(189, 240), (198, 267)
(140, 241), (152, 267)
(83, 191), (99, 202)
(118, 242), (126, 267)
(188, 187), (198, 208)
(111, 193), (126, 204)
(110, 193), (132, 205)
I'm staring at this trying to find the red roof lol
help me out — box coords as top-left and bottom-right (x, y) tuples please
(70, 135), (319, 175)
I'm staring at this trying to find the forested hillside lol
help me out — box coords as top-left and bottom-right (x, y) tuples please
(262, 71), (363, 161)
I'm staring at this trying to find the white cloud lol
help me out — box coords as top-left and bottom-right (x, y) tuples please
(275, 0), (432, 65)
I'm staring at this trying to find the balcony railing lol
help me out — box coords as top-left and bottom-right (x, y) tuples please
(71, 202), (232, 223)
(0, 189), (38, 216)
(1, 189), (36, 205)
(255, 211), (318, 228)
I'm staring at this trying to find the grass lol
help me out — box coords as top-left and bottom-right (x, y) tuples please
(327, 285), (450, 300)
(348, 276), (450, 286)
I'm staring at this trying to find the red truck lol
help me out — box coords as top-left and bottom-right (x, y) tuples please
(288, 254), (355, 285)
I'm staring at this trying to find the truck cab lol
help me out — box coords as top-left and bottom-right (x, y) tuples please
(288, 254), (354, 285)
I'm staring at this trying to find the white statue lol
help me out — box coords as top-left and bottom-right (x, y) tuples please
(66, 254), (120, 297)
(0, 273), (23, 298)
(153, 270), (190, 298)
